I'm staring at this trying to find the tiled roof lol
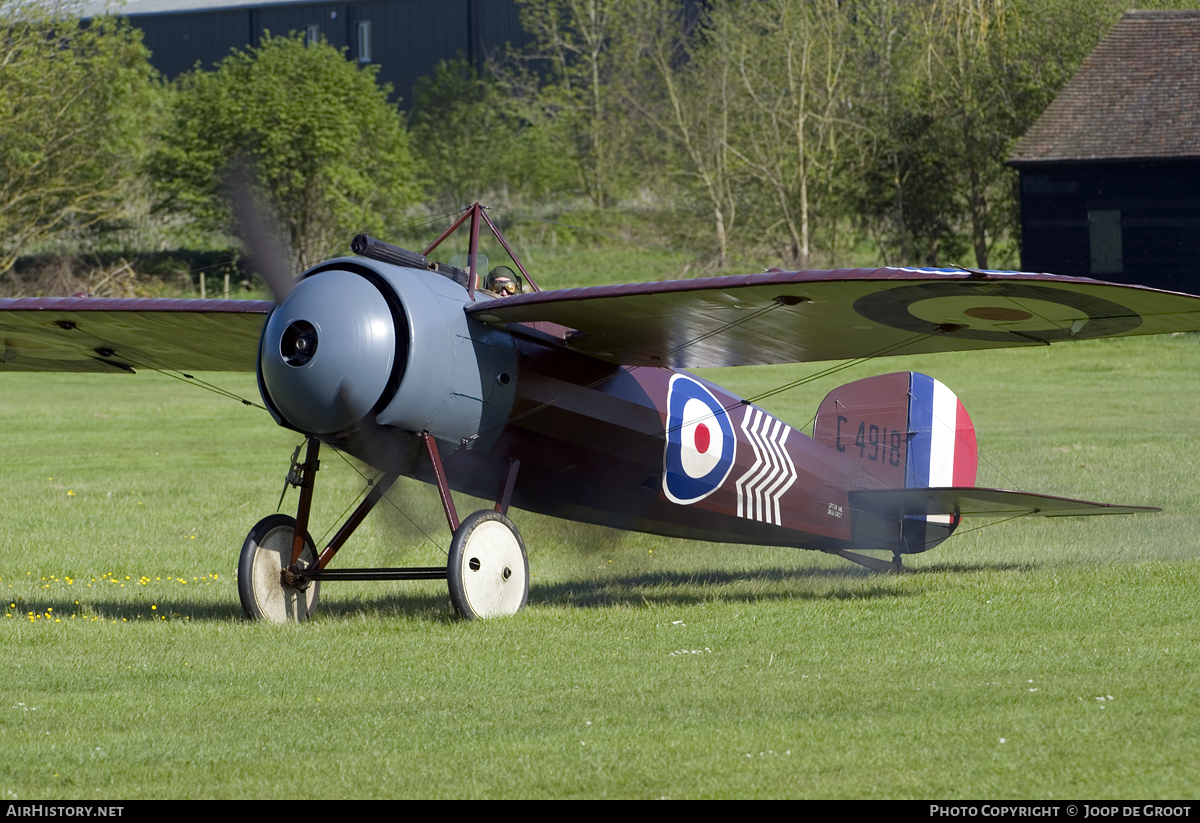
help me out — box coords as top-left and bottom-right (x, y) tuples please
(1009, 10), (1200, 164)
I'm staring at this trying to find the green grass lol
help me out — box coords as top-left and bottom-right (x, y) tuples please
(3, 336), (1200, 798)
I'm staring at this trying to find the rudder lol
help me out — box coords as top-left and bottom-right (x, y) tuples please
(813, 372), (979, 553)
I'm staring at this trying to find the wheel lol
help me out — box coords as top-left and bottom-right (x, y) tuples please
(238, 514), (321, 623)
(447, 511), (529, 620)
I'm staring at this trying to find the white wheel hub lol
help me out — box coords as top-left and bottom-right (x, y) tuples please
(448, 512), (528, 619)
(238, 516), (320, 623)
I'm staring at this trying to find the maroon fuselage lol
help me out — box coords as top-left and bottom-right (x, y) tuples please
(428, 325), (881, 553)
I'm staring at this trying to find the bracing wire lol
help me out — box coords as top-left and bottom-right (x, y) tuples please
(467, 293), (794, 442)
(111, 353), (269, 411)
(904, 510), (1040, 554)
(589, 332), (936, 467)
(289, 443), (446, 555)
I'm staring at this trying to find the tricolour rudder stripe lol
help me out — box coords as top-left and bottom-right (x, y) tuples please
(952, 396), (978, 486)
(906, 373), (934, 488)
(906, 373), (978, 489)
(812, 371), (980, 555)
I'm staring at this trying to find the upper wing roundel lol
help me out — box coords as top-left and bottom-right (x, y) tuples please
(468, 268), (1200, 368)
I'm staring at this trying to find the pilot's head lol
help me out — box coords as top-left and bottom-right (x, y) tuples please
(487, 266), (520, 296)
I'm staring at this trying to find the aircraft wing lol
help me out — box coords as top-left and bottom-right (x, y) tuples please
(467, 267), (1200, 367)
(849, 487), (1159, 518)
(0, 297), (272, 372)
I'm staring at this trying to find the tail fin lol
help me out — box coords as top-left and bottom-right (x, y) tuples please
(813, 372), (980, 553)
(813, 372), (978, 488)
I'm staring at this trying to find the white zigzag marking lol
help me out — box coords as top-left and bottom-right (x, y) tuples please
(762, 419), (797, 524)
(735, 408), (797, 526)
(755, 417), (781, 521)
(735, 408), (763, 520)
(743, 408), (773, 521)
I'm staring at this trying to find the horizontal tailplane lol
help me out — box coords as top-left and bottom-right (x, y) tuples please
(847, 486), (1158, 556)
(849, 487), (1159, 519)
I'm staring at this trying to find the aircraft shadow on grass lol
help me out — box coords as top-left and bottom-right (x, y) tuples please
(327, 559), (1035, 614)
(23, 560), (1033, 623)
(27, 559), (1040, 624)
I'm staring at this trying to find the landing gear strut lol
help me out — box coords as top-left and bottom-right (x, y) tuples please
(238, 435), (529, 622)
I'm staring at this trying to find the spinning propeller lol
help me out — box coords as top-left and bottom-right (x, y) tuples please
(229, 168), (295, 303)
(231, 171), (405, 450)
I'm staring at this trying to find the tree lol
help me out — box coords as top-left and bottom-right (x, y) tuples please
(848, 0), (963, 266)
(409, 57), (562, 211)
(839, 0), (1132, 268)
(151, 33), (419, 269)
(860, 0), (1128, 268)
(909, 0), (1022, 269)
(0, 2), (160, 273)
(514, 0), (644, 208)
(630, 0), (741, 265)
(714, 0), (866, 268)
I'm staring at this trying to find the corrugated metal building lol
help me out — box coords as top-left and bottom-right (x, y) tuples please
(83, 0), (529, 107)
(1008, 10), (1200, 292)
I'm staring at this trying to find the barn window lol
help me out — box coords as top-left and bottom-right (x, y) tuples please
(1089, 210), (1123, 275)
(306, 24), (320, 46)
(357, 21), (372, 63)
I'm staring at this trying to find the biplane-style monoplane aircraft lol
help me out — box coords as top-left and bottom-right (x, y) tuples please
(3, 203), (1200, 623)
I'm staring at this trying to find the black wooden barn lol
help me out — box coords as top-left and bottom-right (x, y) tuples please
(83, 0), (529, 108)
(1008, 10), (1200, 292)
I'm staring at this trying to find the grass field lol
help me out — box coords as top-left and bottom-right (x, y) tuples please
(2, 334), (1199, 799)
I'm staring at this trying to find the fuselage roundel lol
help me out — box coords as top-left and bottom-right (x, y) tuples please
(662, 374), (737, 505)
